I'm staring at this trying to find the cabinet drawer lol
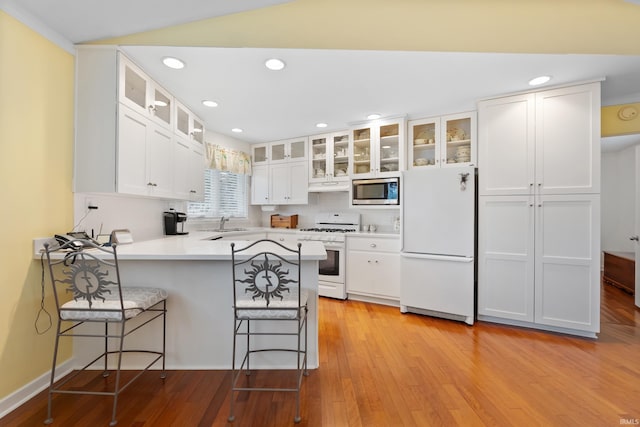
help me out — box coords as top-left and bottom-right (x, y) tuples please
(348, 237), (400, 252)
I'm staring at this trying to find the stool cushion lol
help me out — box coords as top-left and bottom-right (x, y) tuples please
(235, 289), (308, 319)
(60, 287), (168, 321)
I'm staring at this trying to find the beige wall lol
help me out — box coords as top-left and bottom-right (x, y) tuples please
(0, 11), (75, 399)
(100, 0), (640, 55)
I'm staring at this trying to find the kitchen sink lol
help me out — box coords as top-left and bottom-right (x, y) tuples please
(203, 228), (247, 233)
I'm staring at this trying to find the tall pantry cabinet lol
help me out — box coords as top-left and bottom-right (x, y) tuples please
(477, 82), (601, 337)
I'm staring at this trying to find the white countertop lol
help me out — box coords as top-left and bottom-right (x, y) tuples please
(35, 231), (326, 261)
(116, 232), (326, 261)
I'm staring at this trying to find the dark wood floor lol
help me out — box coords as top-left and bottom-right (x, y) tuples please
(2, 283), (639, 427)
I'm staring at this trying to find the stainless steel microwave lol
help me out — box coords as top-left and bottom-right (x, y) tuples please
(352, 177), (400, 206)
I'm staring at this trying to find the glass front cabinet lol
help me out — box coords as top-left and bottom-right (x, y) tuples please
(309, 131), (350, 183)
(408, 111), (476, 169)
(351, 118), (405, 177)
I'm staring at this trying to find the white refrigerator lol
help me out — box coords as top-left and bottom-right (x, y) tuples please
(400, 166), (476, 325)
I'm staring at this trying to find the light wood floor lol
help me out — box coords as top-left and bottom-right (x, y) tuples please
(3, 283), (639, 427)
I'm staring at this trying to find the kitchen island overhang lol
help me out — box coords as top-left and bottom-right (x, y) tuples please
(42, 233), (327, 371)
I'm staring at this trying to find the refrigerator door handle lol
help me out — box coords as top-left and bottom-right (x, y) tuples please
(400, 252), (473, 263)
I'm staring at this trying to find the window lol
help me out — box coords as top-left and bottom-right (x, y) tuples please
(187, 169), (248, 218)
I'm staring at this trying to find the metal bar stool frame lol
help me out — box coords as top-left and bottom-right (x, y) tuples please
(228, 239), (309, 423)
(43, 239), (167, 427)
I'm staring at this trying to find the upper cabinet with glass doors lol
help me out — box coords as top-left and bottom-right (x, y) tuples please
(351, 118), (405, 177)
(119, 57), (173, 130)
(309, 131), (350, 183)
(408, 111), (476, 169)
(175, 100), (205, 144)
(252, 137), (308, 166)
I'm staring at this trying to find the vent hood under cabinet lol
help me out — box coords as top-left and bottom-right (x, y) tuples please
(308, 183), (350, 192)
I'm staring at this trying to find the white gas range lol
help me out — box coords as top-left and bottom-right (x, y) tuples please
(297, 212), (360, 300)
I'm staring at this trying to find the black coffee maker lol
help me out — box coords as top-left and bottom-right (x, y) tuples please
(163, 210), (188, 235)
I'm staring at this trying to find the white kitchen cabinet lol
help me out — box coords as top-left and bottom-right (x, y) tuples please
(477, 196), (535, 322)
(251, 165), (270, 204)
(117, 105), (174, 198)
(478, 194), (600, 333)
(478, 83), (600, 196)
(253, 137), (307, 166)
(270, 161), (309, 205)
(251, 137), (309, 206)
(174, 137), (205, 201)
(174, 100), (205, 144)
(252, 144), (269, 166)
(477, 82), (601, 336)
(269, 137), (308, 164)
(309, 131), (350, 183)
(119, 56), (173, 130)
(75, 46), (205, 201)
(346, 236), (401, 301)
(351, 118), (405, 177)
(408, 112), (476, 169)
(267, 231), (299, 245)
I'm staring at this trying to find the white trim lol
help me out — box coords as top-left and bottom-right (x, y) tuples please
(0, 1), (75, 54)
(0, 359), (74, 419)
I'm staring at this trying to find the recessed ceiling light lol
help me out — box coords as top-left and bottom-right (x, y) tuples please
(162, 56), (185, 69)
(367, 113), (382, 120)
(202, 100), (218, 108)
(316, 123), (328, 128)
(265, 58), (286, 71)
(529, 75), (551, 86)
(231, 128), (243, 133)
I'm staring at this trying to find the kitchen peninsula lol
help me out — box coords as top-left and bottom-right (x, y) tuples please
(40, 232), (326, 370)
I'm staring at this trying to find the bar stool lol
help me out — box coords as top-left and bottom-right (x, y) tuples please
(43, 239), (168, 426)
(228, 239), (309, 423)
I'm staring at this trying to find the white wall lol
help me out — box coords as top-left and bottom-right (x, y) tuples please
(601, 143), (639, 254)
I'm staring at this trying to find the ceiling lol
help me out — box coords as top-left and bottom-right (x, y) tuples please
(4, 0), (640, 151)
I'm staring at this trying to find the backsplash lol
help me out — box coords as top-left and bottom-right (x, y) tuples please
(74, 190), (400, 241)
(259, 191), (400, 233)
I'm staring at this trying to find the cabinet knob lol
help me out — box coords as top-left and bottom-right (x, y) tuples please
(147, 105), (156, 112)
(370, 243), (377, 248)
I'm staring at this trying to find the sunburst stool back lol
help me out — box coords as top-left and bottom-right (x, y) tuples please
(43, 239), (167, 427)
(228, 239), (309, 424)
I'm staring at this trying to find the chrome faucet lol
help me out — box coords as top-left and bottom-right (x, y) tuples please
(219, 216), (229, 230)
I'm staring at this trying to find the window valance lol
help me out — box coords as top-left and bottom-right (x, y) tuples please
(206, 143), (252, 175)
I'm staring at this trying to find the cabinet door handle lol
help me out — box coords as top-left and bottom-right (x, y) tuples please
(370, 243), (377, 248)
(630, 236), (639, 241)
(190, 190), (197, 194)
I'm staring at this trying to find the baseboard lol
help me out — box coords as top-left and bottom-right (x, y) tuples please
(0, 359), (74, 419)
